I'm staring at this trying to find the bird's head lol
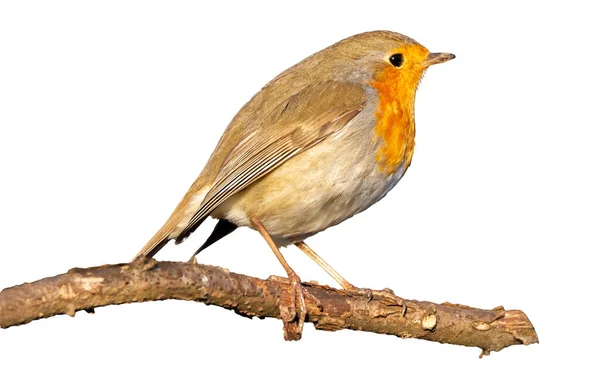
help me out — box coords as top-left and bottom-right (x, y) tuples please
(323, 30), (455, 92)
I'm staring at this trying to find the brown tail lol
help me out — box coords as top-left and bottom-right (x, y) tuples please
(135, 180), (212, 259)
(136, 225), (172, 258)
(135, 197), (187, 259)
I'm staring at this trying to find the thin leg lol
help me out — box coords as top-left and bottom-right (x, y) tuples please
(251, 218), (298, 277)
(295, 241), (356, 291)
(296, 240), (406, 316)
(250, 217), (307, 332)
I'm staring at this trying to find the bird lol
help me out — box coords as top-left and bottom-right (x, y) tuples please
(136, 30), (454, 331)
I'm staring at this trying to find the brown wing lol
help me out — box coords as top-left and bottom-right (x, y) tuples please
(175, 81), (367, 243)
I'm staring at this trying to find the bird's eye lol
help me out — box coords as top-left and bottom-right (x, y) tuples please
(389, 53), (404, 67)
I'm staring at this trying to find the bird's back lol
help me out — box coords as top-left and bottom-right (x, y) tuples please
(137, 31), (421, 257)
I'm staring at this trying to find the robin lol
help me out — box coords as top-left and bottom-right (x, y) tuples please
(136, 30), (454, 334)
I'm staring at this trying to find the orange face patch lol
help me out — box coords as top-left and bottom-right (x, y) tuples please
(370, 45), (429, 174)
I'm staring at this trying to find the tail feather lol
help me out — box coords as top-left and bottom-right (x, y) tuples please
(137, 229), (171, 258)
(136, 184), (212, 259)
(192, 219), (237, 256)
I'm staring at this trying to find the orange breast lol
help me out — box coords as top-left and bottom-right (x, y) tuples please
(370, 66), (419, 175)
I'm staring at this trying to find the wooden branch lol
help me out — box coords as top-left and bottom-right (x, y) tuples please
(0, 258), (538, 356)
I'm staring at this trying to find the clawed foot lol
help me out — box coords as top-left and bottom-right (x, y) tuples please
(271, 273), (308, 340)
(348, 286), (406, 316)
(131, 255), (157, 271)
(288, 274), (307, 330)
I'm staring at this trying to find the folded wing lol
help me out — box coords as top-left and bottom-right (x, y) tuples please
(175, 81), (367, 243)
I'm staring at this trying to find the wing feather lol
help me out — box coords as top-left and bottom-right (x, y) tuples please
(175, 81), (366, 243)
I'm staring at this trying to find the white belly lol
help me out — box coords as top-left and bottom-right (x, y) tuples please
(213, 127), (409, 246)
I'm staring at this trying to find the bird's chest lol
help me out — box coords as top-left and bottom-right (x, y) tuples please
(225, 123), (409, 241)
(370, 74), (417, 175)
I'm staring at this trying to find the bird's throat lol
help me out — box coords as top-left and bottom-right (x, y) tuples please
(370, 67), (419, 175)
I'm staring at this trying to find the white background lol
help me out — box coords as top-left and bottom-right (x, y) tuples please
(1, 1), (598, 387)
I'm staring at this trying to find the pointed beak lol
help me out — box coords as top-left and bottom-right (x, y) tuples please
(424, 52), (455, 67)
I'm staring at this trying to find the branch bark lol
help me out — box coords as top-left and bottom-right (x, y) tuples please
(0, 258), (537, 356)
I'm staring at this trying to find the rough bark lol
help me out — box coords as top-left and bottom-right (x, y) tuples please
(0, 258), (538, 356)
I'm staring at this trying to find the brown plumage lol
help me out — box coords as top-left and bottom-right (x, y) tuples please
(136, 30), (454, 333)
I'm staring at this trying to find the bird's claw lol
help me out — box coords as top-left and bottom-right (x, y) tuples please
(349, 286), (406, 316)
(278, 274), (308, 340)
(131, 255), (157, 271)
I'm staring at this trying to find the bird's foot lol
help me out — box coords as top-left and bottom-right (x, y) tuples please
(348, 286), (406, 316)
(271, 273), (308, 340)
(130, 255), (158, 271)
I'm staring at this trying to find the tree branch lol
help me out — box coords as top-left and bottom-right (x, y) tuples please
(0, 258), (537, 356)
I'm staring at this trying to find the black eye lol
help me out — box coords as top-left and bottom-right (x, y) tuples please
(389, 53), (404, 67)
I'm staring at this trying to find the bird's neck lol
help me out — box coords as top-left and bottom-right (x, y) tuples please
(370, 69), (419, 175)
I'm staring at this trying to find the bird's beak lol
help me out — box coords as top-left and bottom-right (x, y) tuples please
(424, 52), (455, 67)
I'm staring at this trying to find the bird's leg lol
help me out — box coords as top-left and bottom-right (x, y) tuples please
(295, 241), (356, 290)
(295, 240), (406, 315)
(250, 217), (307, 335)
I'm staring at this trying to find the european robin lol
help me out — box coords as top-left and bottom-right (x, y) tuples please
(136, 30), (454, 333)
